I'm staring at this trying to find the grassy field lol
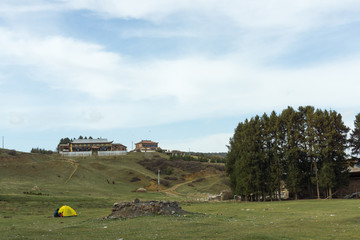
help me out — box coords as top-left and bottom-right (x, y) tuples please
(2, 197), (360, 239)
(1, 150), (360, 239)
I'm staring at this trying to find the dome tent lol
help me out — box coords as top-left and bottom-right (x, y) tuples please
(54, 205), (77, 217)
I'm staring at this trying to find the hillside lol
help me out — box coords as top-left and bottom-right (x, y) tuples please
(0, 149), (229, 201)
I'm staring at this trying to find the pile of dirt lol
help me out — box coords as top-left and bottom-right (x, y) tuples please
(107, 199), (189, 219)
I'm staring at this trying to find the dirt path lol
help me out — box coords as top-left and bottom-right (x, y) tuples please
(65, 159), (79, 184)
(162, 173), (222, 196)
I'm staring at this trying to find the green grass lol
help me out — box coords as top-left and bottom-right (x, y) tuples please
(2, 197), (360, 239)
(2, 150), (360, 239)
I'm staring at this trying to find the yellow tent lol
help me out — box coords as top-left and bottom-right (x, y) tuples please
(58, 205), (77, 217)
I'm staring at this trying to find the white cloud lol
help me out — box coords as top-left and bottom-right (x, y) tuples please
(0, 1), (64, 14)
(0, 28), (130, 99)
(58, 0), (360, 30)
(1, 23), (360, 132)
(0, 1), (360, 135)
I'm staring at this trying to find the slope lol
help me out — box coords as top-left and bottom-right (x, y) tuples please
(0, 149), (228, 201)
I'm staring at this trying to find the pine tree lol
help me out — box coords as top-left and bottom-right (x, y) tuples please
(318, 110), (349, 199)
(281, 107), (303, 200)
(350, 113), (360, 161)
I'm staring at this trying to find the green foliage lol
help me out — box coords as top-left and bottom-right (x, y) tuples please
(59, 137), (72, 144)
(226, 106), (350, 200)
(31, 148), (53, 154)
(165, 166), (173, 175)
(8, 149), (17, 156)
(156, 148), (165, 153)
(350, 113), (360, 160)
(169, 153), (225, 163)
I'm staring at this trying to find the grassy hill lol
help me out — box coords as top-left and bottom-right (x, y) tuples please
(0, 149), (228, 202)
(2, 149), (360, 239)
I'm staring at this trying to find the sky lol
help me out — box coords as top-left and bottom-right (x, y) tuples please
(1, 0), (360, 153)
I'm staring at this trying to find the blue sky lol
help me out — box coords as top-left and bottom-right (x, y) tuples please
(1, 0), (360, 152)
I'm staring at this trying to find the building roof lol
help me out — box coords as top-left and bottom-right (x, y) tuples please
(72, 138), (113, 144)
(350, 165), (360, 173)
(135, 140), (158, 145)
(112, 143), (127, 147)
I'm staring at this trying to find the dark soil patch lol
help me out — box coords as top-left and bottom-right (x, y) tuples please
(192, 177), (205, 183)
(138, 156), (225, 175)
(130, 177), (141, 182)
(161, 179), (170, 187)
(164, 176), (178, 181)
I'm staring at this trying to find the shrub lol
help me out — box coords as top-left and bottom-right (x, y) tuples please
(166, 166), (173, 175)
(130, 177), (141, 182)
(8, 150), (17, 156)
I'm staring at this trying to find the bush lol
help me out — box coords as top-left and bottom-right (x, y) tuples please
(130, 177), (141, 182)
(164, 176), (178, 181)
(8, 150), (17, 156)
(30, 148), (53, 154)
(161, 180), (170, 187)
(166, 166), (173, 175)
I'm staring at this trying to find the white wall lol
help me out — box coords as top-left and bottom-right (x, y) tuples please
(60, 151), (127, 157)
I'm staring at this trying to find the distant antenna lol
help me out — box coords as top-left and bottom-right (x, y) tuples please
(2, 136), (4, 149)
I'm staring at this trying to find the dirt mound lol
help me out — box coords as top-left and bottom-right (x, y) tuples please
(107, 199), (189, 219)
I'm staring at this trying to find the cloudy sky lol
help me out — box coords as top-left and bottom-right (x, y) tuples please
(1, 0), (360, 152)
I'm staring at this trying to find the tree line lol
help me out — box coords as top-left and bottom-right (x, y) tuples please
(169, 153), (226, 163)
(30, 148), (53, 154)
(58, 136), (95, 145)
(226, 106), (360, 201)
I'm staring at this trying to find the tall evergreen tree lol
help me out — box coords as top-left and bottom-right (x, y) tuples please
(225, 106), (350, 200)
(318, 110), (349, 198)
(350, 113), (360, 161)
(281, 107), (304, 200)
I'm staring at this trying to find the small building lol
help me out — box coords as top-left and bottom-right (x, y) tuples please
(338, 165), (360, 198)
(58, 138), (127, 157)
(134, 140), (160, 152)
(112, 143), (127, 151)
(169, 150), (187, 156)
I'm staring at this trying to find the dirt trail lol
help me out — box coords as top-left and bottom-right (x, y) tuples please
(64, 159), (79, 184)
(162, 173), (222, 196)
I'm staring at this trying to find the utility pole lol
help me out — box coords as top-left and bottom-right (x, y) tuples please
(2, 136), (4, 149)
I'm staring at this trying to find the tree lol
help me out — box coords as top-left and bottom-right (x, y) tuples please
(318, 110), (349, 199)
(350, 113), (360, 161)
(226, 122), (244, 194)
(226, 106), (350, 200)
(281, 107), (304, 200)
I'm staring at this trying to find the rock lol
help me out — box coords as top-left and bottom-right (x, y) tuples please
(208, 195), (221, 201)
(107, 200), (190, 219)
(136, 188), (147, 193)
(220, 190), (234, 201)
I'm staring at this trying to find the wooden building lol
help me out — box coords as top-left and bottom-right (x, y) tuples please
(58, 138), (127, 156)
(338, 165), (360, 197)
(134, 140), (159, 152)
